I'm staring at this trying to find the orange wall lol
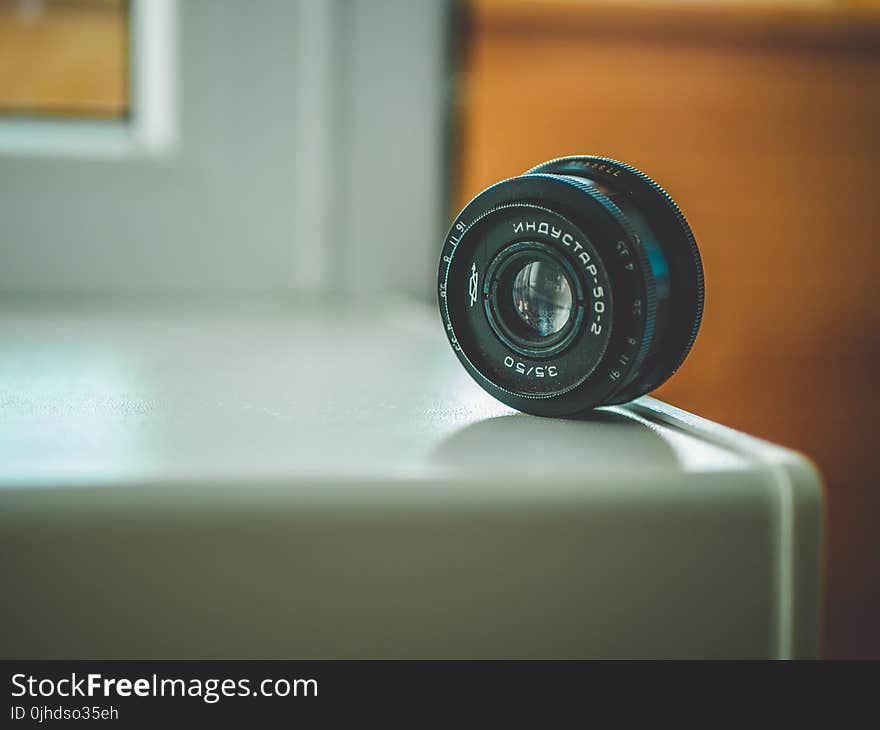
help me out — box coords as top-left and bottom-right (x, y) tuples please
(455, 0), (880, 658)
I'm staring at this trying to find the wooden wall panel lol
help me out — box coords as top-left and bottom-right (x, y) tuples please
(456, 0), (880, 658)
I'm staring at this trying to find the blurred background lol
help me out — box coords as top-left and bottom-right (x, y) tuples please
(0, 0), (877, 658)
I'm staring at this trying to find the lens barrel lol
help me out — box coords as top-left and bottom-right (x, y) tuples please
(438, 156), (704, 417)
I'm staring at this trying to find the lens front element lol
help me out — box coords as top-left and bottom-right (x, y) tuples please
(511, 260), (573, 338)
(483, 240), (586, 361)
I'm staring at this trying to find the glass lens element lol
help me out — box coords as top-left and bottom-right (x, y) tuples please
(511, 260), (573, 337)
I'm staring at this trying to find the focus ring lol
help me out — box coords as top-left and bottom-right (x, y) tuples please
(528, 156), (704, 398)
(524, 172), (660, 404)
(579, 156), (704, 382)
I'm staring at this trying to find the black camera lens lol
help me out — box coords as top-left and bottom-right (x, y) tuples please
(438, 156), (704, 417)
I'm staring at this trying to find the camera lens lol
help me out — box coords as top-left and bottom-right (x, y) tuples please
(511, 260), (573, 337)
(438, 156), (704, 417)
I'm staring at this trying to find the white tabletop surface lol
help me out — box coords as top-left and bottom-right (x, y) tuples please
(0, 299), (823, 659)
(0, 299), (759, 493)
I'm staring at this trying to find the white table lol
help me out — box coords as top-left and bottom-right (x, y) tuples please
(0, 301), (822, 658)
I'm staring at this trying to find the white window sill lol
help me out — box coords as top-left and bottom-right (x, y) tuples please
(0, 299), (823, 659)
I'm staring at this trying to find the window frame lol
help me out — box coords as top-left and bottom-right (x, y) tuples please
(0, 0), (177, 159)
(0, 0), (450, 298)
